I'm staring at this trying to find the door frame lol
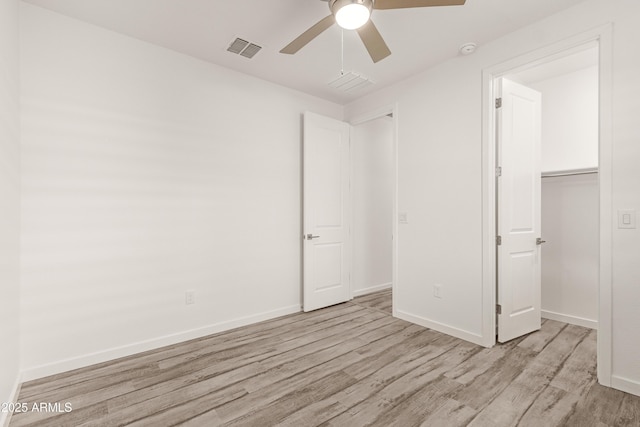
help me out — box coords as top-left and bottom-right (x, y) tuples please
(349, 104), (399, 316)
(480, 25), (613, 385)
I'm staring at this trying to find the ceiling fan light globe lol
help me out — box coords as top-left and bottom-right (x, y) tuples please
(335, 3), (371, 29)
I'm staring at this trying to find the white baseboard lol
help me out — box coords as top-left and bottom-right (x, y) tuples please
(395, 310), (484, 347)
(541, 310), (598, 329)
(611, 375), (640, 397)
(21, 304), (301, 382)
(352, 282), (392, 298)
(1, 373), (22, 427)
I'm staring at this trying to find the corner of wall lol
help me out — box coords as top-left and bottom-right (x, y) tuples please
(0, 375), (22, 427)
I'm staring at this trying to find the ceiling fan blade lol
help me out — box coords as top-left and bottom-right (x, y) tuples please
(356, 20), (391, 63)
(374, 0), (465, 10)
(280, 15), (335, 54)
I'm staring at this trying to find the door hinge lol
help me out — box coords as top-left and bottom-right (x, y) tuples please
(496, 304), (502, 315)
(496, 235), (502, 245)
(496, 166), (502, 177)
(495, 98), (502, 108)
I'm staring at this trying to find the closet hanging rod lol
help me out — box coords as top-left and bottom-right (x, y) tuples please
(541, 167), (599, 178)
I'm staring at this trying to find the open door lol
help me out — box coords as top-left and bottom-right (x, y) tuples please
(303, 112), (351, 312)
(497, 79), (543, 342)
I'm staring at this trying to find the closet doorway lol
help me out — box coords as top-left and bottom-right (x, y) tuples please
(481, 25), (614, 384)
(494, 43), (600, 342)
(494, 44), (600, 343)
(505, 45), (600, 332)
(350, 107), (397, 313)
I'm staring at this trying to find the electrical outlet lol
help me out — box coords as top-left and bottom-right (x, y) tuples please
(185, 290), (195, 305)
(433, 284), (442, 299)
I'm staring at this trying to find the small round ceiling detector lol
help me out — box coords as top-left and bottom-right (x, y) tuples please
(459, 42), (477, 55)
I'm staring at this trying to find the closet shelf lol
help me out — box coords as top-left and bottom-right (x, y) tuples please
(541, 167), (599, 178)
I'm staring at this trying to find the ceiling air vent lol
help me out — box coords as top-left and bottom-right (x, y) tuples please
(328, 71), (374, 92)
(227, 38), (262, 59)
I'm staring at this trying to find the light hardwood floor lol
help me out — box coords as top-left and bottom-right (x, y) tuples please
(9, 289), (640, 426)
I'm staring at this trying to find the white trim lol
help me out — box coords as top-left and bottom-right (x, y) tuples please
(349, 104), (395, 126)
(481, 24), (614, 379)
(352, 282), (392, 297)
(20, 304), (301, 382)
(596, 25), (614, 388)
(541, 310), (598, 330)
(348, 103), (399, 319)
(395, 310), (484, 346)
(481, 65), (498, 348)
(611, 375), (640, 398)
(1, 373), (22, 427)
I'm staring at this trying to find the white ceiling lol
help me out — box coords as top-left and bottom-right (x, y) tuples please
(22, 0), (589, 104)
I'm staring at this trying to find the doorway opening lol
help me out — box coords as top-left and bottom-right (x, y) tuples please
(504, 45), (600, 334)
(481, 25), (613, 385)
(350, 105), (398, 316)
(301, 106), (398, 315)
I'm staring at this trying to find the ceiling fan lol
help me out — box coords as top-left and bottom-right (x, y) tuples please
(280, 0), (467, 63)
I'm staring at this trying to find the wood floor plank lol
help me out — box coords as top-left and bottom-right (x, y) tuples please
(563, 381), (627, 426)
(550, 328), (597, 396)
(178, 408), (223, 427)
(517, 385), (580, 427)
(240, 317), (398, 394)
(225, 370), (358, 427)
(445, 336), (524, 385)
(214, 322), (423, 424)
(450, 345), (534, 411)
(367, 377), (465, 427)
(353, 289), (392, 315)
(467, 324), (590, 426)
(325, 341), (479, 426)
(344, 330), (458, 380)
(418, 398), (477, 427)
(9, 289), (640, 427)
(517, 318), (566, 354)
(275, 326), (444, 427)
(615, 393), (640, 427)
(81, 383), (246, 427)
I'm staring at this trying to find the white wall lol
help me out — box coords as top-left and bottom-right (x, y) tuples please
(352, 116), (393, 296)
(532, 66), (599, 172)
(542, 174), (598, 327)
(345, 0), (640, 395)
(19, 3), (343, 379)
(0, 0), (22, 421)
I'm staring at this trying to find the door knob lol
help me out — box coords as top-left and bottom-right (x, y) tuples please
(305, 234), (320, 240)
(536, 238), (546, 245)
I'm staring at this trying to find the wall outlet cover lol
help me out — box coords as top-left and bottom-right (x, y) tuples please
(185, 290), (196, 305)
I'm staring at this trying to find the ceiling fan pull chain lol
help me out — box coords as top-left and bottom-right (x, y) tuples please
(341, 29), (344, 75)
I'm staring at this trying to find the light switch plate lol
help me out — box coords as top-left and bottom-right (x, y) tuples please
(399, 212), (408, 224)
(618, 210), (636, 229)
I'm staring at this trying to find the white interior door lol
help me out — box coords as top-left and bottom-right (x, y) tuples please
(497, 78), (543, 342)
(303, 112), (351, 312)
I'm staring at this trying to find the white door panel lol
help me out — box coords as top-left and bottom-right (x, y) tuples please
(498, 79), (542, 343)
(303, 112), (351, 312)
